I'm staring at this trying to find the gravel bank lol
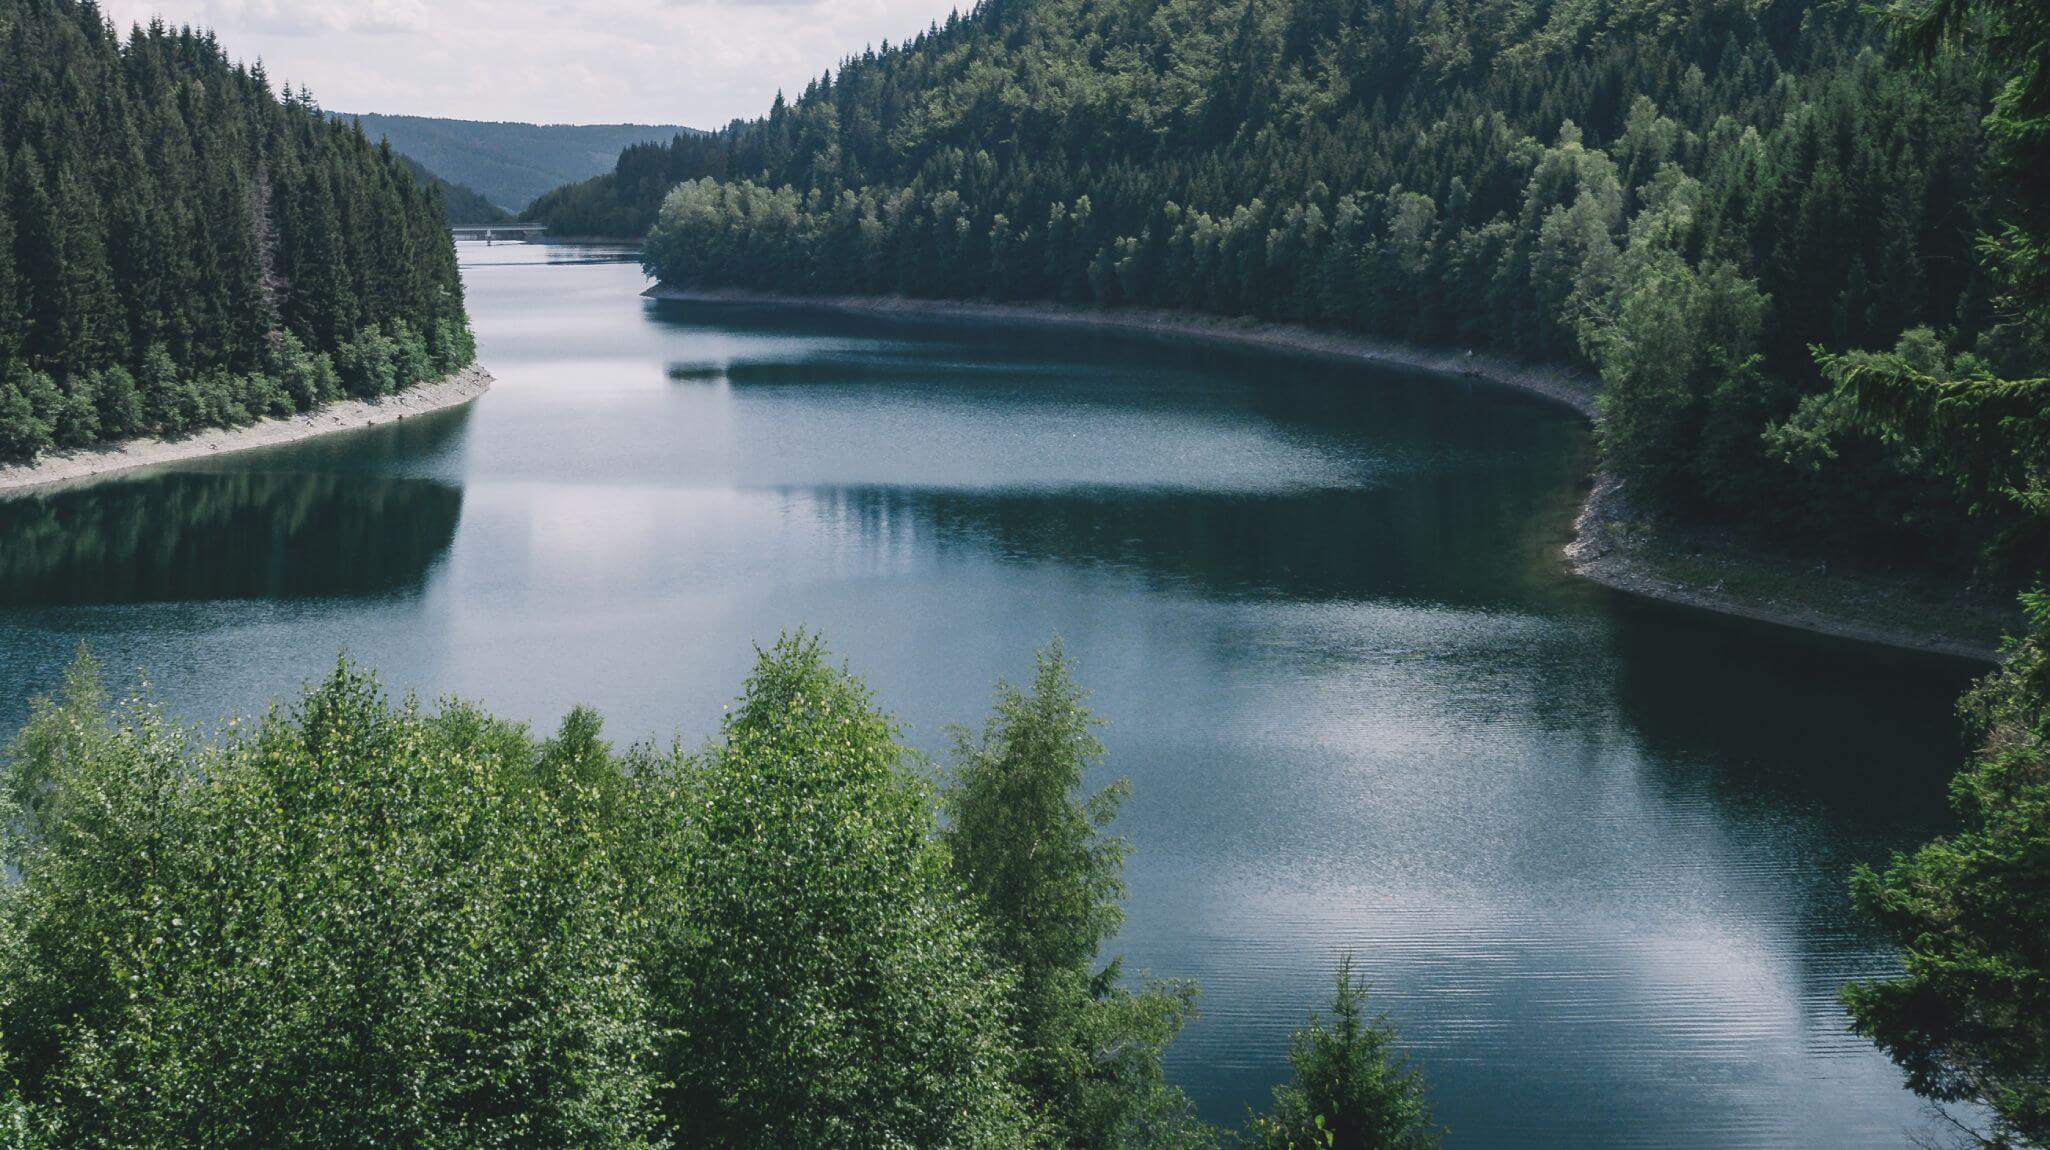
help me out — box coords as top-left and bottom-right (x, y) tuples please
(0, 365), (494, 495)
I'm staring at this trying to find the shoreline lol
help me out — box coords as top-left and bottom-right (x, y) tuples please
(651, 286), (2007, 663)
(1567, 473), (2008, 664)
(647, 287), (1601, 416)
(0, 364), (494, 495)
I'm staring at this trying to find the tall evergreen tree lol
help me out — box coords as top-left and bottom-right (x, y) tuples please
(1833, 4), (2050, 1146)
(0, 0), (473, 462)
(1250, 958), (1440, 1150)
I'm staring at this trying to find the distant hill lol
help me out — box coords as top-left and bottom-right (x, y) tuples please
(336, 114), (699, 211)
(395, 155), (509, 227)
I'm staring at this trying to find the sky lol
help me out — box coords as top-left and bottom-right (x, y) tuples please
(99, 0), (965, 127)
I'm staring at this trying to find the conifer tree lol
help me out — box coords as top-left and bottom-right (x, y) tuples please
(0, 0), (473, 463)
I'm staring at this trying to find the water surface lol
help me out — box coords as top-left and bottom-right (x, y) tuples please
(0, 243), (1977, 1147)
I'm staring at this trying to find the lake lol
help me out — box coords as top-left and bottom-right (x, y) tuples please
(0, 242), (1979, 1147)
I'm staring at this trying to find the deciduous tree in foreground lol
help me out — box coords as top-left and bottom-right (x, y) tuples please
(0, 638), (1438, 1149)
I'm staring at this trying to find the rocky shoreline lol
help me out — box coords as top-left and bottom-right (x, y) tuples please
(0, 364), (494, 495)
(652, 287), (2010, 662)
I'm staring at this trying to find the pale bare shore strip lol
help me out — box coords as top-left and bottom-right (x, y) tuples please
(653, 286), (2009, 662)
(0, 364), (494, 495)
(647, 287), (1601, 416)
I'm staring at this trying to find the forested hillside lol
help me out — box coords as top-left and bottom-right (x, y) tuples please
(397, 155), (509, 227)
(524, 131), (727, 236)
(342, 113), (698, 211)
(607, 0), (2044, 574)
(0, 2), (473, 463)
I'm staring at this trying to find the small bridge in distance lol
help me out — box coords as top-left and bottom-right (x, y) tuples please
(451, 223), (547, 242)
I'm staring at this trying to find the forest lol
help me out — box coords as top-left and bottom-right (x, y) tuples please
(0, 639), (1437, 1150)
(0, 0), (2045, 1143)
(554, 0), (2050, 1139)
(528, 0), (2050, 579)
(343, 114), (698, 213)
(0, 0), (474, 464)
(398, 156), (509, 228)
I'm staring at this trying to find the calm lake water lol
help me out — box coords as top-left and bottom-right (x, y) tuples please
(0, 243), (1980, 1146)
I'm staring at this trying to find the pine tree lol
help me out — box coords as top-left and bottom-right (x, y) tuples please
(0, 0), (471, 462)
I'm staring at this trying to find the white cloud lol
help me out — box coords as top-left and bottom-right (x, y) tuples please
(99, 0), (965, 125)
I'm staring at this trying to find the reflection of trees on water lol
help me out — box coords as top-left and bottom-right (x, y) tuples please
(810, 470), (1976, 1040)
(253, 401), (478, 478)
(807, 469), (1585, 611)
(1601, 601), (1972, 840)
(0, 470), (464, 605)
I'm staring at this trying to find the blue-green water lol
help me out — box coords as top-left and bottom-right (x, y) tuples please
(0, 243), (1978, 1146)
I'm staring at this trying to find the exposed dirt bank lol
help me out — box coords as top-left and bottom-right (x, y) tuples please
(0, 364), (494, 495)
(653, 287), (2014, 662)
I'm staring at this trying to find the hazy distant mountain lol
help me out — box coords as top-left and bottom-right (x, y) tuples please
(337, 113), (699, 211)
(395, 155), (510, 227)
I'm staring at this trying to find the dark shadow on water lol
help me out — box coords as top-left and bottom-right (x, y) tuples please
(1603, 592), (1978, 822)
(227, 398), (481, 479)
(807, 478), (1587, 610)
(652, 295), (1583, 418)
(0, 470), (465, 606)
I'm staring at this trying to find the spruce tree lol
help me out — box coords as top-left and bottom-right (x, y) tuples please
(0, 0), (472, 462)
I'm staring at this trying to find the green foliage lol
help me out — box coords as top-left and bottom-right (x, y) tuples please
(1830, 0), (2050, 1078)
(397, 155), (510, 227)
(652, 633), (1038, 1148)
(340, 115), (698, 214)
(1249, 958), (1439, 1150)
(1886, 0), (2048, 329)
(0, 656), (661, 1149)
(0, 1), (474, 463)
(1812, 0), (2050, 575)
(0, 368), (52, 461)
(1845, 595), (2050, 1149)
(0, 636), (1448, 1148)
(595, 0), (2022, 561)
(524, 134), (729, 237)
(944, 643), (1211, 1148)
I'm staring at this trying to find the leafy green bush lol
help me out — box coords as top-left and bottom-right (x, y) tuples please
(91, 367), (142, 440)
(1, 655), (661, 1149)
(1845, 594), (2050, 1149)
(0, 369), (52, 461)
(651, 634), (1037, 1147)
(0, 637), (1447, 1148)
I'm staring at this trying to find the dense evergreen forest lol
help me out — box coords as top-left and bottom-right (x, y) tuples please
(525, 131), (731, 237)
(0, 640), (1437, 1149)
(397, 155), (509, 227)
(0, 0), (474, 464)
(531, 0), (2048, 575)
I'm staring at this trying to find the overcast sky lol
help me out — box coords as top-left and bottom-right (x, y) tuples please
(99, 0), (964, 127)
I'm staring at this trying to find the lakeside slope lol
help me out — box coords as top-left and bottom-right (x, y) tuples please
(0, 365), (494, 495)
(652, 287), (2011, 662)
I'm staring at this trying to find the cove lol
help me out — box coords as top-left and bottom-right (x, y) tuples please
(0, 242), (1980, 1147)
